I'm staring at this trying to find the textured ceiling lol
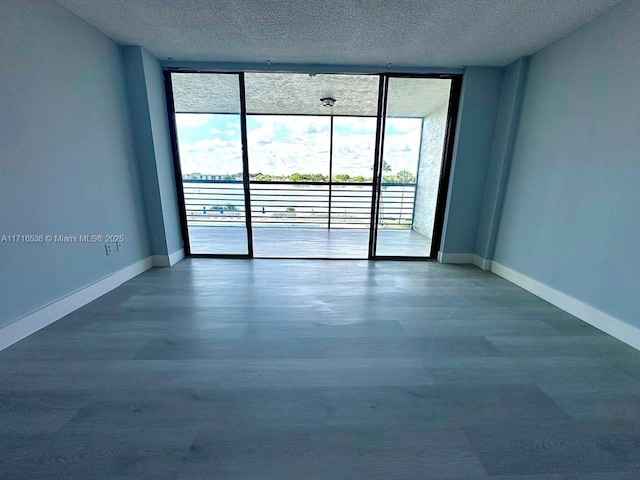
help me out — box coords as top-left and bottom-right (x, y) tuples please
(171, 73), (451, 117)
(54, 0), (623, 67)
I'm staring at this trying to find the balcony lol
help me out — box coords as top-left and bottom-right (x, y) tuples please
(183, 180), (431, 257)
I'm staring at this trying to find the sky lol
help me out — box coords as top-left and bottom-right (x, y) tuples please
(175, 114), (423, 177)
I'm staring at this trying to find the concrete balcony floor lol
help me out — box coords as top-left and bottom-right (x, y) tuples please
(187, 227), (432, 258)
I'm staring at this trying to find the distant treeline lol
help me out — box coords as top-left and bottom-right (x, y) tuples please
(183, 171), (416, 183)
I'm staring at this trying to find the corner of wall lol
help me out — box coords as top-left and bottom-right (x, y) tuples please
(439, 66), (504, 257)
(487, 0), (640, 334)
(140, 49), (184, 255)
(0, 256), (155, 351)
(473, 57), (529, 261)
(123, 46), (183, 257)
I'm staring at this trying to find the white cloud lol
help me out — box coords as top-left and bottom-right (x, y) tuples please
(177, 114), (422, 177)
(176, 114), (211, 128)
(336, 117), (375, 134)
(178, 135), (243, 175)
(193, 138), (232, 151)
(387, 118), (421, 133)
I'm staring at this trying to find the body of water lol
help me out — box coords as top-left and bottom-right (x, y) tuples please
(182, 181), (416, 229)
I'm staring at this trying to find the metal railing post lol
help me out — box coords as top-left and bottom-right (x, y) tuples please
(328, 115), (334, 229)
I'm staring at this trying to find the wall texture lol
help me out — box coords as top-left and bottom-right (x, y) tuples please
(413, 105), (448, 238)
(440, 67), (503, 254)
(0, 0), (150, 327)
(493, 0), (640, 326)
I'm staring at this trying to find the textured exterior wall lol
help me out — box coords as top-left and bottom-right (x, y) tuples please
(413, 106), (448, 237)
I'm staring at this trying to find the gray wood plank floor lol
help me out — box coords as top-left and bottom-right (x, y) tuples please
(1, 259), (639, 479)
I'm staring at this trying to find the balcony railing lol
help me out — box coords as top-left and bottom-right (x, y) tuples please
(183, 180), (416, 229)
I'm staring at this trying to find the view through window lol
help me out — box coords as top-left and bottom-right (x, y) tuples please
(170, 72), (453, 258)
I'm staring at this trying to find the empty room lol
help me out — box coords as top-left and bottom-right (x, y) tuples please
(1, 0), (639, 478)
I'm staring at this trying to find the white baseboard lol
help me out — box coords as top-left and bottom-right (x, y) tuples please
(472, 254), (493, 271)
(437, 252), (474, 264)
(152, 248), (185, 267)
(437, 252), (640, 351)
(0, 256), (154, 351)
(491, 261), (640, 352)
(437, 252), (492, 271)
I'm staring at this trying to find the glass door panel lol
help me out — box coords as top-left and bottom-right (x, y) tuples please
(246, 114), (331, 257)
(243, 73), (378, 258)
(170, 73), (249, 255)
(374, 77), (453, 257)
(331, 117), (377, 230)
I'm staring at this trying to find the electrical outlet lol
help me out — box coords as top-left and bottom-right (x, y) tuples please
(105, 244), (112, 256)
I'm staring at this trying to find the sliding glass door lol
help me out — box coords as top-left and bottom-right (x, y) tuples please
(243, 73), (379, 258)
(169, 73), (251, 255)
(371, 76), (457, 258)
(166, 71), (460, 259)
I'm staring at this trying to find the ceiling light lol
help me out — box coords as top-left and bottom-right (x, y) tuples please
(320, 97), (336, 107)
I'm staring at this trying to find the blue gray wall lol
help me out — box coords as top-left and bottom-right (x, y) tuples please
(440, 67), (503, 254)
(0, 0), (150, 327)
(123, 46), (183, 256)
(142, 51), (183, 256)
(493, 0), (640, 326)
(475, 57), (528, 259)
